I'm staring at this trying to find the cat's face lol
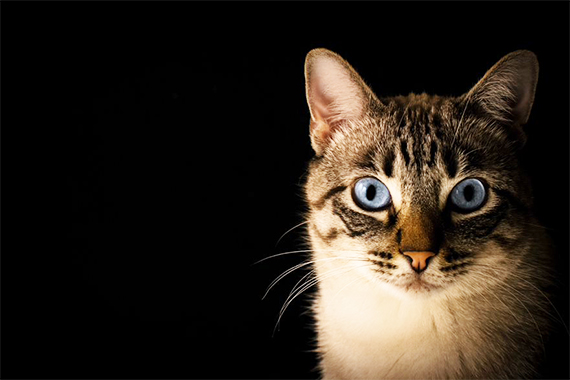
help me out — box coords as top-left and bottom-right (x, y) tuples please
(304, 49), (539, 296)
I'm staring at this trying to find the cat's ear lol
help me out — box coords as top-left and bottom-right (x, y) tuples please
(305, 48), (378, 155)
(466, 50), (539, 126)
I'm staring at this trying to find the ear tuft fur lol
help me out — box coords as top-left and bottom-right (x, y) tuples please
(467, 50), (539, 126)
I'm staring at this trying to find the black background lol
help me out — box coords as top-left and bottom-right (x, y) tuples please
(5, 3), (569, 379)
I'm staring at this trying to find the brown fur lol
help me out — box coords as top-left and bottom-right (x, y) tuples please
(302, 49), (555, 379)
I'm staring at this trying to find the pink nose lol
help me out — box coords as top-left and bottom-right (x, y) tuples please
(403, 251), (436, 273)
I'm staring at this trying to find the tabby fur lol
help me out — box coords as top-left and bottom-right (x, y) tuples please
(303, 48), (553, 379)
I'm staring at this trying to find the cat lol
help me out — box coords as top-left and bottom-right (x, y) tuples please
(302, 48), (555, 379)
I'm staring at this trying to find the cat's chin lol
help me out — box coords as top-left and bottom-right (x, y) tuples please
(402, 278), (438, 293)
(393, 274), (443, 295)
(370, 270), (445, 298)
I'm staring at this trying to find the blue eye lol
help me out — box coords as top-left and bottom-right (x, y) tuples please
(352, 177), (391, 211)
(449, 178), (487, 212)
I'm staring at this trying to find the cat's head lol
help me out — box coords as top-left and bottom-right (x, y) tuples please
(304, 48), (540, 296)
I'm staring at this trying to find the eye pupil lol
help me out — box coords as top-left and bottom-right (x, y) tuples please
(463, 185), (474, 202)
(366, 185), (376, 201)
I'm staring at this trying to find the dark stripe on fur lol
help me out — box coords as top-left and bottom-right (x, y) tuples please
(382, 149), (395, 177)
(428, 140), (438, 167)
(441, 261), (470, 272)
(370, 250), (393, 260)
(490, 234), (518, 249)
(400, 140), (410, 166)
(369, 259), (397, 270)
(462, 148), (485, 171)
(332, 198), (389, 238)
(453, 201), (509, 239)
(444, 248), (472, 263)
(312, 224), (339, 245)
(387, 209), (397, 228)
(443, 147), (457, 178)
(494, 188), (529, 212)
(312, 186), (347, 210)
(356, 148), (378, 172)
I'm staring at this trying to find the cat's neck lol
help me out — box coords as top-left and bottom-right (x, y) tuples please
(315, 272), (456, 379)
(315, 261), (454, 344)
(312, 257), (537, 380)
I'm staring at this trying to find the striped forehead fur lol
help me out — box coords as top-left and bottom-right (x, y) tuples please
(307, 92), (528, 212)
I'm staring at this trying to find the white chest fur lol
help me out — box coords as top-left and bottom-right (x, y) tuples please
(313, 265), (494, 380)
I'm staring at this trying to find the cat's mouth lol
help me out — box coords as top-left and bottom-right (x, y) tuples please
(398, 273), (441, 293)
(403, 278), (436, 292)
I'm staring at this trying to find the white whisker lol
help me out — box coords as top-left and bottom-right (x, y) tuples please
(274, 262), (370, 334)
(252, 248), (369, 266)
(275, 221), (310, 247)
(262, 260), (313, 300)
(252, 249), (313, 266)
(262, 254), (367, 300)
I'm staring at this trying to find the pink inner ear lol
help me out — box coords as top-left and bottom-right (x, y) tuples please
(308, 73), (336, 146)
(311, 81), (337, 124)
(305, 50), (375, 154)
(309, 56), (365, 122)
